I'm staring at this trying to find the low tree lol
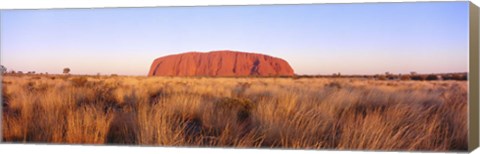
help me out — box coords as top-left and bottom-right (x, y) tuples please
(63, 68), (71, 75)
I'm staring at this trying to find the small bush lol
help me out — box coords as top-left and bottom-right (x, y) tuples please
(451, 74), (468, 80)
(426, 74), (440, 81)
(411, 75), (427, 81)
(442, 74), (454, 80)
(377, 75), (387, 80)
(387, 75), (398, 80)
(400, 75), (411, 80)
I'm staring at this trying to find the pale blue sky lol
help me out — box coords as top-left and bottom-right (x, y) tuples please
(0, 2), (469, 76)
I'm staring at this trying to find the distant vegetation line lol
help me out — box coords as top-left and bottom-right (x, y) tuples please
(1, 64), (467, 81)
(293, 72), (468, 81)
(2, 72), (468, 81)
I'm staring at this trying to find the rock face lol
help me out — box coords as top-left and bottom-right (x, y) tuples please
(148, 50), (294, 77)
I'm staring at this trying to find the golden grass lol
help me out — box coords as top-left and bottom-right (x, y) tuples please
(1, 75), (468, 151)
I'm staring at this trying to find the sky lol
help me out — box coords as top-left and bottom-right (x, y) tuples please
(0, 2), (469, 76)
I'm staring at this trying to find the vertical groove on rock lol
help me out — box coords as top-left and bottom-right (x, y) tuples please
(152, 62), (162, 76)
(233, 52), (238, 74)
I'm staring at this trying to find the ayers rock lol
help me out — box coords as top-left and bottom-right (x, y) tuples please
(148, 50), (294, 77)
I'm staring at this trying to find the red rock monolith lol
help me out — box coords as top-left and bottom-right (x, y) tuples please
(148, 50), (294, 77)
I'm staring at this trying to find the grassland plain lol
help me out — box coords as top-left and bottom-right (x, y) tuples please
(1, 75), (468, 151)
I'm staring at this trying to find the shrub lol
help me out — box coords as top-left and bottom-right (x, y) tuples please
(411, 75), (427, 81)
(426, 74), (440, 81)
(451, 74), (468, 80)
(400, 75), (411, 80)
(442, 74), (454, 80)
(387, 75), (397, 80)
(377, 75), (387, 80)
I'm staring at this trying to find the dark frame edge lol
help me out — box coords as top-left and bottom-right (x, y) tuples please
(469, 1), (479, 152)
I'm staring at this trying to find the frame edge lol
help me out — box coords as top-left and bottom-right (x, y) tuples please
(469, 1), (479, 152)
